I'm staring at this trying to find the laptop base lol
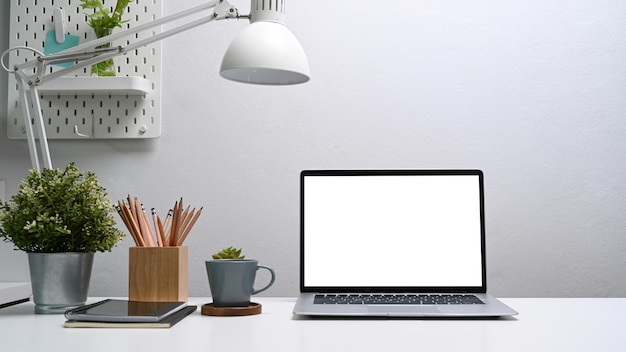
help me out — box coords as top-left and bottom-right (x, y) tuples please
(294, 292), (517, 317)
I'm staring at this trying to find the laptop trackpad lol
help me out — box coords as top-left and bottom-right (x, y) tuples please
(367, 305), (440, 315)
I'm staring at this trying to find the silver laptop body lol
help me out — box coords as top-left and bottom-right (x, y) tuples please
(293, 169), (518, 317)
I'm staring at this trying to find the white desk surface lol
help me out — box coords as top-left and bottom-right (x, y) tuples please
(0, 297), (624, 351)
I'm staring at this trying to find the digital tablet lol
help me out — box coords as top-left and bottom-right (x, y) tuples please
(65, 299), (187, 323)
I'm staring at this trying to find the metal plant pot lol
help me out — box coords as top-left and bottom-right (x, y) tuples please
(27, 252), (94, 314)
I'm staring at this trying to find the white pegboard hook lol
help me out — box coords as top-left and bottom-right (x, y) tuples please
(53, 8), (66, 43)
(73, 125), (92, 138)
(73, 114), (94, 138)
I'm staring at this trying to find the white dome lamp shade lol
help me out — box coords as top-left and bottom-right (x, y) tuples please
(219, 0), (310, 85)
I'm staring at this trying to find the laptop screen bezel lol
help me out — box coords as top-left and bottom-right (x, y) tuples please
(299, 169), (488, 294)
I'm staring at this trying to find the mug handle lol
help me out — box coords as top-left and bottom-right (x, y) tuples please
(252, 265), (276, 295)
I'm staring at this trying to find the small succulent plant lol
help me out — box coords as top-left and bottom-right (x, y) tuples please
(212, 246), (245, 259)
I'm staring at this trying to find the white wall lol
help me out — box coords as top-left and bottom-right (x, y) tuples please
(1, 0), (625, 298)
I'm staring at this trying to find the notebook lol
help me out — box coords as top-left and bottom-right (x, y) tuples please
(293, 169), (518, 317)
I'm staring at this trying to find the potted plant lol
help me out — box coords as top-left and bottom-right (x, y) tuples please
(211, 246), (245, 260)
(80, 0), (132, 76)
(205, 247), (275, 309)
(0, 162), (125, 313)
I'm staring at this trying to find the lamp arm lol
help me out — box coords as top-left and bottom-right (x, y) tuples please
(3, 0), (243, 170)
(29, 0), (240, 85)
(14, 78), (50, 170)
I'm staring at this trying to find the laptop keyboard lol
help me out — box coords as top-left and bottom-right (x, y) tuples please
(314, 294), (485, 305)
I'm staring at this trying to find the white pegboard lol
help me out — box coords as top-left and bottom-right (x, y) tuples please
(6, 0), (162, 139)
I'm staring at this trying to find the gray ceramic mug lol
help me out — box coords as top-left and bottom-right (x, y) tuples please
(205, 259), (276, 307)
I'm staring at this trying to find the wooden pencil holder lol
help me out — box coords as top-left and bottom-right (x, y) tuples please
(128, 246), (188, 302)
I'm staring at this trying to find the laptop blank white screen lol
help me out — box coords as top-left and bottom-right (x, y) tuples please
(303, 173), (484, 288)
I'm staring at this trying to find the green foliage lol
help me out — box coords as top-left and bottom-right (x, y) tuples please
(80, 0), (132, 37)
(0, 163), (125, 253)
(212, 246), (245, 260)
(80, 0), (131, 75)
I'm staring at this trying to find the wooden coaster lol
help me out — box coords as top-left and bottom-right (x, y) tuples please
(201, 302), (262, 316)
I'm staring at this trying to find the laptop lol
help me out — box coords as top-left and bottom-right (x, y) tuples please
(293, 169), (518, 317)
(0, 282), (31, 309)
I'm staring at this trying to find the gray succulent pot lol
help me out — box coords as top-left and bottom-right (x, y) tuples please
(27, 252), (94, 314)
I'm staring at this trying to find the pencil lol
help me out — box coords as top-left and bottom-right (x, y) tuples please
(136, 199), (154, 247)
(178, 207), (202, 246)
(157, 215), (167, 247)
(115, 203), (139, 246)
(170, 199), (182, 247)
(178, 206), (192, 236)
(127, 195), (138, 224)
(152, 208), (163, 247)
(117, 201), (137, 245)
(159, 209), (170, 246)
(119, 200), (145, 247)
(117, 195), (202, 247)
(168, 201), (177, 246)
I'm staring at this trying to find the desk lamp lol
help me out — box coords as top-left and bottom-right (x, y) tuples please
(1, 0), (310, 171)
